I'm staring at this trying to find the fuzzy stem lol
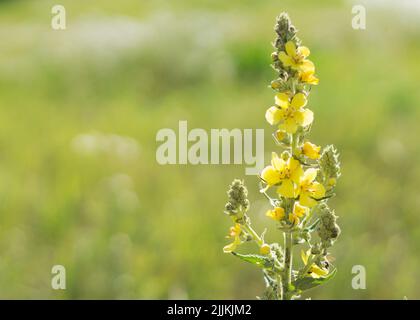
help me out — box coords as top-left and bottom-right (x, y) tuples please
(282, 231), (293, 299)
(291, 132), (298, 157)
(277, 274), (284, 300)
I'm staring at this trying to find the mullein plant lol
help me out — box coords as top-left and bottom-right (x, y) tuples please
(223, 13), (341, 300)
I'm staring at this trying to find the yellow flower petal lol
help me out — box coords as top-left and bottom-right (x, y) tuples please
(290, 166), (303, 184)
(300, 71), (319, 85)
(309, 264), (329, 278)
(265, 106), (283, 125)
(223, 237), (240, 253)
(271, 152), (286, 171)
(280, 118), (298, 134)
(278, 51), (293, 67)
(233, 223), (241, 234)
(300, 59), (315, 73)
(302, 141), (321, 159)
(261, 165), (280, 186)
(299, 193), (317, 208)
(277, 179), (296, 198)
(311, 182), (326, 199)
(301, 249), (309, 265)
(274, 93), (290, 108)
(301, 109), (314, 127)
(299, 46), (310, 58)
(226, 224), (241, 238)
(285, 41), (297, 58)
(266, 207), (285, 221)
(288, 157), (299, 171)
(302, 168), (318, 183)
(293, 202), (307, 218)
(288, 158), (304, 184)
(291, 92), (307, 109)
(288, 213), (300, 225)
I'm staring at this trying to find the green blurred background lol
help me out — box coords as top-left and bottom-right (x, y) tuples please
(0, 0), (419, 299)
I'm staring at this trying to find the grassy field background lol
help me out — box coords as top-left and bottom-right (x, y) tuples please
(0, 0), (419, 298)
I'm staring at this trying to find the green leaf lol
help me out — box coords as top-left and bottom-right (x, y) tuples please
(293, 268), (337, 291)
(231, 252), (272, 269)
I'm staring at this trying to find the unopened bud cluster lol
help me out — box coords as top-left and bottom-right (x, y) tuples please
(224, 179), (250, 216)
(317, 203), (341, 248)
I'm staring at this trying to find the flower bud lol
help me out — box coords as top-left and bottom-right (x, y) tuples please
(281, 151), (291, 161)
(266, 207), (285, 221)
(275, 130), (286, 141)
(224, 179), (250, 218)
(260, 244), (271, 255)
(274, 12), (301, 51)
(316, 203), (341, 248)
(319, 145), (341, 182)
(302, 141), (321, 160)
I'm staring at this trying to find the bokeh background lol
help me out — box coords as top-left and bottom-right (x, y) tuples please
(0, 0), (419, 299)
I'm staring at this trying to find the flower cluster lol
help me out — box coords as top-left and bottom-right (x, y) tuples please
(222, 13), (341, 300)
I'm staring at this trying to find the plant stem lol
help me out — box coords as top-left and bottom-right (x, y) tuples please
(277, 274), (283, 300)
(291, 134), (298, 156)
(242, 223), (263, 247)
(283, 231), (293, 299)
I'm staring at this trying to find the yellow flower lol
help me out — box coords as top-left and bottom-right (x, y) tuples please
(301, 250), (329, 278)
(223, 224), (242, 253)
(265, 92), (313, 134)
(299, 70), (319, 85)
(297, 168), (326, 207)
(266, 206), (285, 221)
(260, 152), (303, 198)
(260, 244), (271, 255)
(302, 141), (321, 160)
(288, 202), (307, 225)
(278, 41), (315, 73)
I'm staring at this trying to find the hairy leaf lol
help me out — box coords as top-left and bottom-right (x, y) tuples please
(231, 252), (273, 269)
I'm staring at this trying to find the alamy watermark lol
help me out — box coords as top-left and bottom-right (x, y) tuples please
(351, 265), (366, 290)
(156, 121), (265, 175)
(352, 5), (366, 30)
(51, 5), (66, 30)
(51, 265), (66, 290)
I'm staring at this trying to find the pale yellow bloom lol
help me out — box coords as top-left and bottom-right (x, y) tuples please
(302, 141), (321, 160)
(288, 202), (307, 225)
(223, 224), (242, 253)
(297, 168), (326, 207)
(299, 69), (319, 85)
(266, 206), (285, 221)
(278, 41), (315, 73)
(265, 92), (313, 134)
(260, 152), (303, 198)
(301, 250), (329, 278)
